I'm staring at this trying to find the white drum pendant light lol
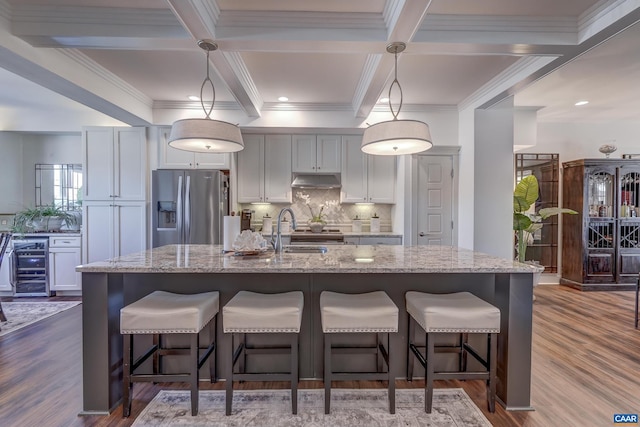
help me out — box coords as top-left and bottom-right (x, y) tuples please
(361, 42), (432, 155)
(168, 40), (244, 153)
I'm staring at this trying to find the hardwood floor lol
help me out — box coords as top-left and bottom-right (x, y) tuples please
(1, 286), (638, 427)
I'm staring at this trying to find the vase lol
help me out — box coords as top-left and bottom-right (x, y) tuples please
(308, 221), (325, 233)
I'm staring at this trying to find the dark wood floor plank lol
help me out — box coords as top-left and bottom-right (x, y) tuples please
(1, 285), (639, 427)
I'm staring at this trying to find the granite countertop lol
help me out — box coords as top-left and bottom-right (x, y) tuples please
(77, 244), (541, 274)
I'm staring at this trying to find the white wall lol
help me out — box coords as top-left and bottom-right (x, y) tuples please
(474, 97), (515, 259)
(522, 121), (640, 163)
(0, 132), (24, 213)
(0, 132), (81, 212)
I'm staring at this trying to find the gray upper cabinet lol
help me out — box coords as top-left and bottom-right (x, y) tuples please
(292, 135), (341, 173)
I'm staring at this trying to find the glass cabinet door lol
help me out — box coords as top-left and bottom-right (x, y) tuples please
(619, 171), (640, 218)
(588, 171), (613, 217)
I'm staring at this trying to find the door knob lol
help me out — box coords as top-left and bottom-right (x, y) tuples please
(419, 232), (426, 237)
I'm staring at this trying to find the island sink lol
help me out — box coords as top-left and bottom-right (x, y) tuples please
(283, 245), (328, 253)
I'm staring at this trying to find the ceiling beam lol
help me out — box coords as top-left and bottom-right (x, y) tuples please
(354, 0), (433, 118)
(167, 0), (262, 118)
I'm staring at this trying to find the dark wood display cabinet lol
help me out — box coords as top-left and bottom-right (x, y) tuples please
(562, 158), (640, 290)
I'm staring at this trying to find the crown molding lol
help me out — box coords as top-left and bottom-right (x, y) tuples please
(217, 10), (384, 29)
(153, 100), (241, 110)
(11, 5), (179, 27)
(458, 56), (555, 111)
(578, 0), (639, 41)
(57, 49), (152, 108)
(352, 53), (382, 113)
(222, 51), (263, 111)
(421, 14), (577, 34)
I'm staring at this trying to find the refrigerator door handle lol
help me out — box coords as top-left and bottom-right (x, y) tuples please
(185, 175), (191, 244)
(176, 175), (184, 244)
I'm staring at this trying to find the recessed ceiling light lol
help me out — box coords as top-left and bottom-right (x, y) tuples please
(188, 95), (200, 101)
(278, 96), (289, 102)
(575, 100), (589, 106)
(378, 97), (389, 104)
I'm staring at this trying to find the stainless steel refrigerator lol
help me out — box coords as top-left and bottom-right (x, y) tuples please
(152, 170), (229, 247)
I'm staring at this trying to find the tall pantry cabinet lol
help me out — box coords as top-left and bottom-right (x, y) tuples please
(82, 127), (148, 263)
(561, 158), (640, 290)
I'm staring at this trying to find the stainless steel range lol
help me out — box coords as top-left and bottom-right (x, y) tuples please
(290, 229), (344, 245)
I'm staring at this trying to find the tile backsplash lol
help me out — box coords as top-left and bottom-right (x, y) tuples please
(238, 189), (392, 232)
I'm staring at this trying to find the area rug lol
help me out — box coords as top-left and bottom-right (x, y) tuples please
(0, 301), (81, 337)
(132, 388), (492, 427)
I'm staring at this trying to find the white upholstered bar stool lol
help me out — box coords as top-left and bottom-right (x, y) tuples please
(120, 290), (219, 417)
(406, 291), (500, 413)
(320, 291), (398, 414)
(223, 291), (304, 416)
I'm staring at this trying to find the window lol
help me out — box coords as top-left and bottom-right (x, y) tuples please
(35, 164), (83, 210)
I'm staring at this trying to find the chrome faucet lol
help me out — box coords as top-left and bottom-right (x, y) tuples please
(271, 207), (297, 253)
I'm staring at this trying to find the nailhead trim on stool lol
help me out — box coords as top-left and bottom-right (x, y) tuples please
(223, 291), (304, 416)
(406, 291), (500, 414)
(120, 291), (219, 417)
(320, 291), (398, 415)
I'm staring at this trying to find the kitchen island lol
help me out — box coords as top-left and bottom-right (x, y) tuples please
(78, 244), (539, 414)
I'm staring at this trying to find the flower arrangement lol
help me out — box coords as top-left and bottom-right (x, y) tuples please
(308, 204), (327, 224)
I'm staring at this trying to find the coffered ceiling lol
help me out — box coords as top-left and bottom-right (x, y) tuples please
(0, 0), (639, 132)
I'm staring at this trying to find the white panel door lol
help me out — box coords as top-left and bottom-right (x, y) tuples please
(316, 135), (341, 173)
(159, 127), (195, 169)
(264, 135), (292, 203)
(237, 134), (265, 203)
(83, 127), (114, 201)
(49, 247), (82, 291)
(114, 202), (147, 258)
(367, 155), (396, 204)
(340, 135), (368, 203)
(83, 201), (114, 263)
(114, 127), (146, 201)
(292, 135), (316, 172)
(417, 156), (453, 246)
(194, 152), (230, 169)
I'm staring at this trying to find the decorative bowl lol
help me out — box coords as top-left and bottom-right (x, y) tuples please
(599, 144), (617, 158)
(308, 221), (325, 233)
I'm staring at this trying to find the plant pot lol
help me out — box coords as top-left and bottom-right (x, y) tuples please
(308, 221), (325, 233)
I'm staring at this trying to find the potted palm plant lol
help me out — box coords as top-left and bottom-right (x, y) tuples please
(12, 205), (78, 233)
(513, 175), (577, 263)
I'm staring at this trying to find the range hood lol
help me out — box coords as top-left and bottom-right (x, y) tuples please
(291, 173), (341, 189)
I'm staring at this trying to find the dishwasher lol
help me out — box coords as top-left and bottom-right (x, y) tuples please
(11, 237), (50, 296)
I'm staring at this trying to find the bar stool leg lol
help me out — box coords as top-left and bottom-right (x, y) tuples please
(291, 333), (299, 414)
(460, 333), (469, 372)
(488, 333), (498, 413)
(407, 315), (415, 381)
(226, 333), (234, 416)
(425, 332), (435, 414)
(122, 334), (133, 417)
(324, 334), (331, 414)
(387, 332), (395, 414)
(190, 333), (200, 415)
(209, 316), (217, 382)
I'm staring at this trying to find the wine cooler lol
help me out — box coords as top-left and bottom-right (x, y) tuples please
(11, 237), (50, 296)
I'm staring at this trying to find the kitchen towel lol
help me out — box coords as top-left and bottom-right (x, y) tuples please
(223, 216), (241, 252)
